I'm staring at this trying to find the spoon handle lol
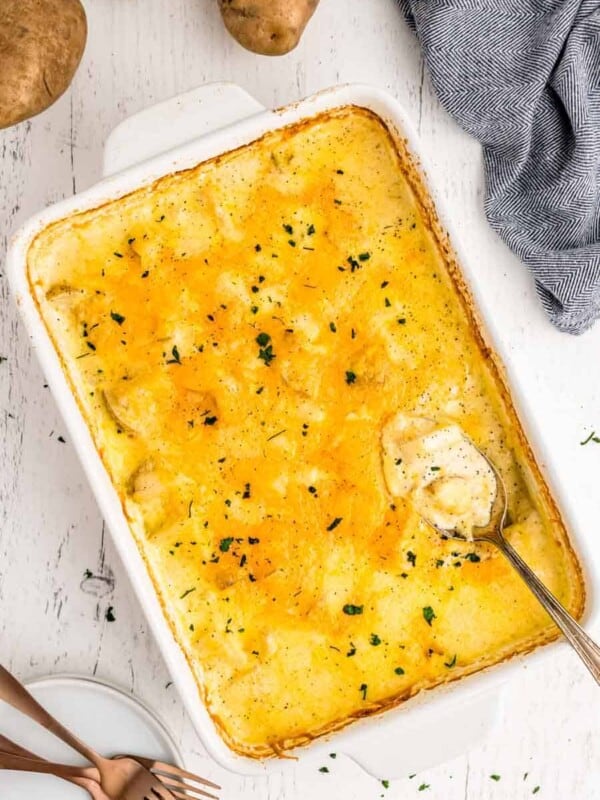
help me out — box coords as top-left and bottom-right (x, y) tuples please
(497, 539), (600, 684)
(0, 664), (101, 766)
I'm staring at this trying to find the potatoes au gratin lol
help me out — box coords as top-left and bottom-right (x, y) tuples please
(28, 106), (585, 757)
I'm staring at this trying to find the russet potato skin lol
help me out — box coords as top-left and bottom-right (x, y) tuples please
(219, 0), (319, 56)
(0, 0), (87, 129)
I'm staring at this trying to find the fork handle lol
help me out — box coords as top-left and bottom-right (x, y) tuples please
(0, 752), (94, 779)
(497, 540), (600, 684)
(0, 665), (102, 767)
(0, 734), (101, 782)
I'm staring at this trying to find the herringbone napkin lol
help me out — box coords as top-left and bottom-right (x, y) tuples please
(400, 0), (600, 334)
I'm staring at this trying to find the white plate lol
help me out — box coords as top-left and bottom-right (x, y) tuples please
(0, 675), (182, 799)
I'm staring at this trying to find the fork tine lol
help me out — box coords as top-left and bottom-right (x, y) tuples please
(161, 790), (214, 800)
(161, 789), (218, 800)
(137, 757), (220, 790)
(157, 776), (219, 800)
(149, 785), (175, 800)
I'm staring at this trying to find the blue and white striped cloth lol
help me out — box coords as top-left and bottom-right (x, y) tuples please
(400, 0), (600, 334)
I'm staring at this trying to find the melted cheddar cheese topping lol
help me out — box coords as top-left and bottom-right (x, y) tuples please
(28, 107), (585, 758)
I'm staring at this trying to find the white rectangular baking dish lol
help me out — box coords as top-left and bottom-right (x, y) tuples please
(7, 82), (598, 778)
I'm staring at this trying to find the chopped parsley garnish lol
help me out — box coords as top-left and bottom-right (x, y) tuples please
(308, 485), (317, 494)
(384, 297), (391, 307)
(141, 270), (149, 278)
(180, 587), (196, 600)
(242, 483), (251, 499)
(358, 252), (371, 261)
(318, 766), (329, 773)
(380, 280), (389, 288)
(464, 552), (481, 562)
(490, 775), (501, 782)
(370, 633), (382, 646)
(283, 223), (293, 234)
(381, 780), (390, 789)
(444, 654), (457, 668)
(407, 550), (417, 566)
(167, 345), (181, 364)
(580, 431), (600, 445)
(423, 606), (436, 626)
(255, 243), (262, 252)
(86, 341), (96, 351)
(345, 370), (357, 384)
(288, 239), (296, 247)
(113, 251), (123, 258)
(329, 322), (337, 332)
(251, 305), (259, 314)
(258, 344), (275, 365)
(329, 753), (337, 759)
(532, 787), (540, 795)
(418, 784), (430, 792)
(219, 537), (234, 553)
(430, 466), (440, 472)
(397, 318), (406, 325)
(343, 604), (363, 616)
(327, 517), (343, 531)
(204, 416), (218, 426)
(346, 642), (357, 656)
(359, 683), (368, 700)
(248, 537), (260, 544)
(110, 311), (126, 325)
(256, 332), (276, 366)
(394, 666), (405, 675)
(307, 223), (316, 235)
(105, 606), (116, 622)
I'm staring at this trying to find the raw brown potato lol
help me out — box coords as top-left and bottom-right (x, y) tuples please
(0, 0), (87, 130)
(219, 0), (319, 56)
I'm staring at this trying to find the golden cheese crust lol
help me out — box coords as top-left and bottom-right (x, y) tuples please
(28, 106), (585, 758)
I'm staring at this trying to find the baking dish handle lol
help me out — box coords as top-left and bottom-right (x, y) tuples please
(337, 686), (503, 778)
(102, 82), (271, 177)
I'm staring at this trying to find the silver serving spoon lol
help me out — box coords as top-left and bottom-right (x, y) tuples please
(427, 452), (600, 685)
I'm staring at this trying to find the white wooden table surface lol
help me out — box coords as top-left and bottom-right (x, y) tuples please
(1, 1), (598, 798)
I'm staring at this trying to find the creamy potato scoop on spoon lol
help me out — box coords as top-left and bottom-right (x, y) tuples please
(382, 412), (496, 538)
(382, 412), (600, 685)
